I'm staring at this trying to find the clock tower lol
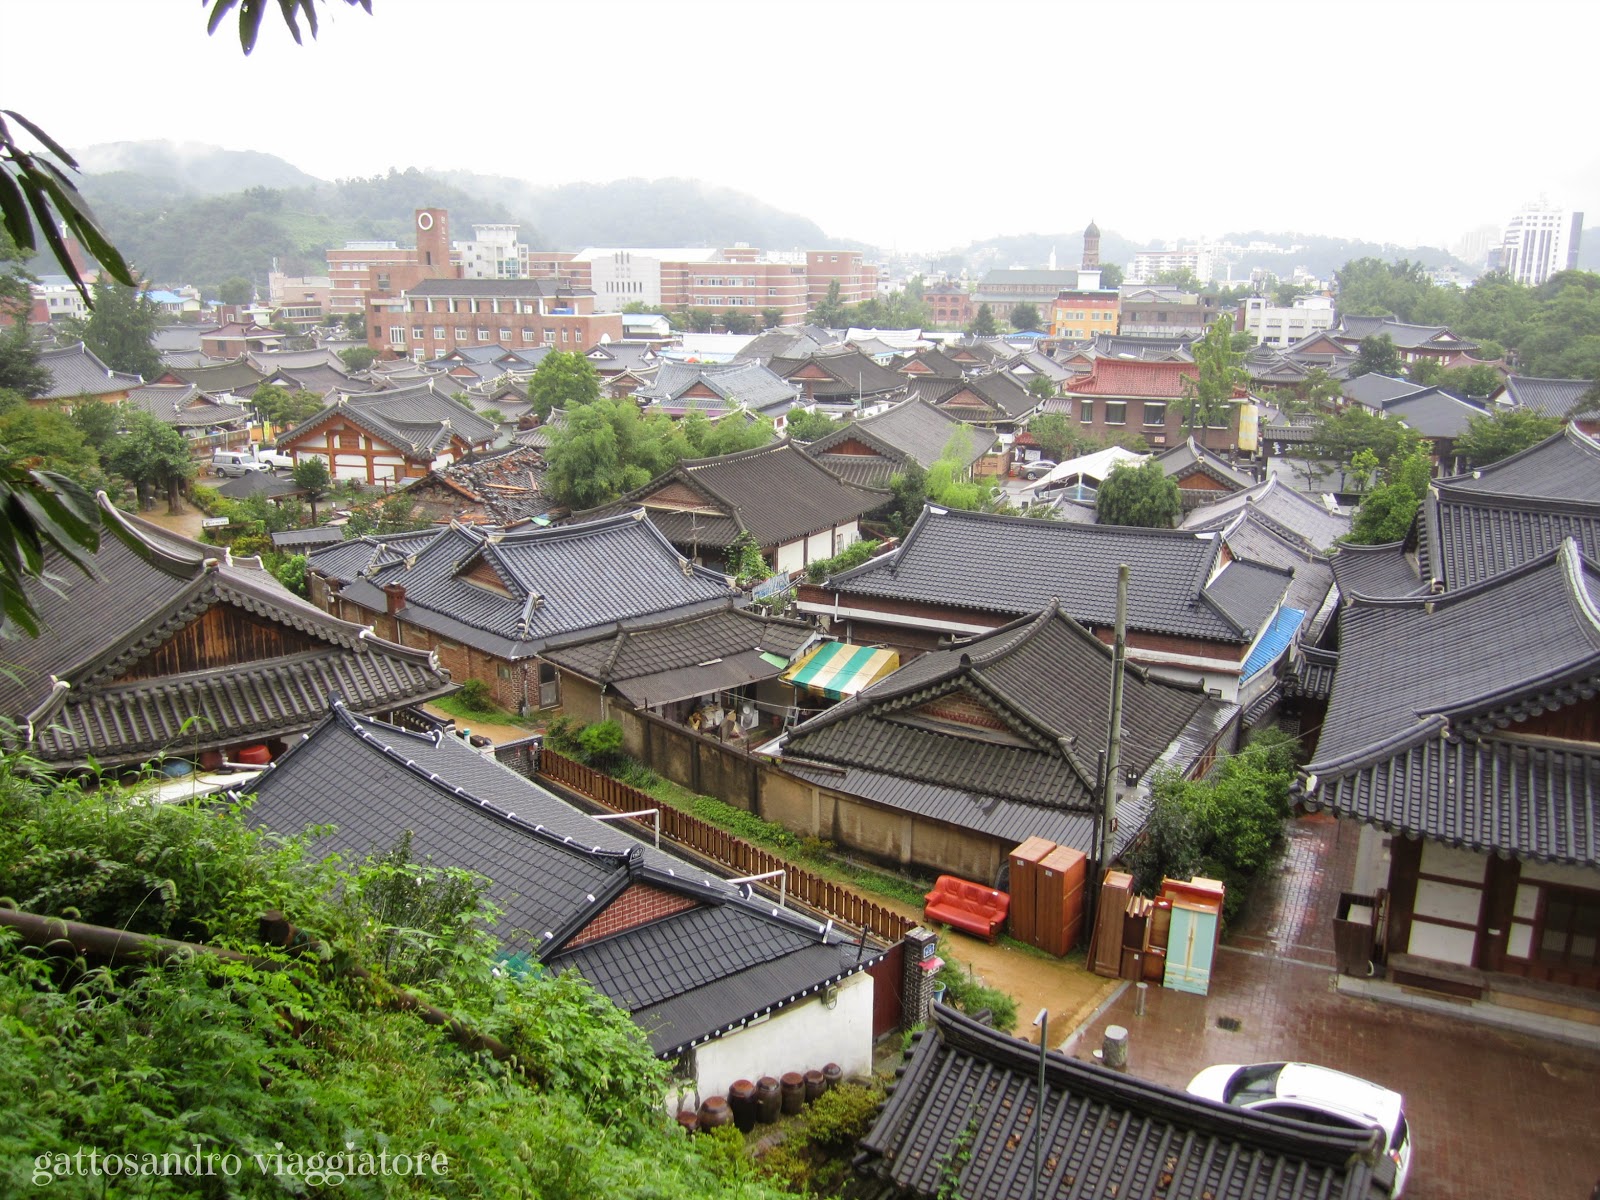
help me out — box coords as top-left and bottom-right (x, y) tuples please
(414, 207), (450, 271)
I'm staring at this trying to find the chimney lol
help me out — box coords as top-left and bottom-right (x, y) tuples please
(381, 582), (406, 616)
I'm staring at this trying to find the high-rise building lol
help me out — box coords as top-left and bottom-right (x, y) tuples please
(1500, 203), (1583, 286)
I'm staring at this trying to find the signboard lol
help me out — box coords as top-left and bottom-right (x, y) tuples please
(201, 516), (230, 528)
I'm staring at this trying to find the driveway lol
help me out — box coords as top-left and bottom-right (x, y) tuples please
(1069, 814), (1600, 1199)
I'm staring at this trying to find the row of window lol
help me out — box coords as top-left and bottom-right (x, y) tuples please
(389, 326), (580, 347)
(1077, 399), (1229, 429)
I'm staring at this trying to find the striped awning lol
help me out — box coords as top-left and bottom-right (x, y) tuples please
(781, 641), (899, 701)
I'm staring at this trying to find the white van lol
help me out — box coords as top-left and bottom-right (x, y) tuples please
(212, 450), (271, 477)
(250, 446), (295, 470)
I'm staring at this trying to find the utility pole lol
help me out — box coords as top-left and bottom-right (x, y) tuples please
(1031, 1008), (1049, 1200)
(1102, 564), (1129, 859)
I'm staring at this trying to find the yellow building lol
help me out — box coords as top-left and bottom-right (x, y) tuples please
(1049, 288), (1121, 341)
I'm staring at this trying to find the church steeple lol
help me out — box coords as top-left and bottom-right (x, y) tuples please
(1082, 219), (1101, 270)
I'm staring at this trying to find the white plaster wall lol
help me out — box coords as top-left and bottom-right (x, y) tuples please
(1353, 825), (1391, 897)
(1408, 920), (1477, 966)
(1520, 861), (1600, 888)
(1419, 843), (1486, 882)
(806, 529), (832, 564)
(776, 538), (805, 575)
(687, 970), (874, 1102)
(1413, 879), (1483, 927)
(834, 521), (860, 553)
(333, 454), (367, 480)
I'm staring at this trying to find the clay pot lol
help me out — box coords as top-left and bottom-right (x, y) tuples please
(755, 1076), (782, 1124)
(780, 1071), (805, 1115)
(804, 1069), (826, 1103)
(727, 1079), (758, 1133)
(823, 1062), (843, 1091)
(698, 1095), (731, 1132)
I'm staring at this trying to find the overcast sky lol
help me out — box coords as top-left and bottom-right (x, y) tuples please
(5, 0), (1595, 252)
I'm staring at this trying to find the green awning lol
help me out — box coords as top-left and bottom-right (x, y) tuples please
(781, 641), (899, 701)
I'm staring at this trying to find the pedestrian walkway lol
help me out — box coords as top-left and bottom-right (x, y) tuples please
(1067, 815), (1600, 1199)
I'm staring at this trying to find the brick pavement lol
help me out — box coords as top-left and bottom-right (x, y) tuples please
(1069, 815), (1600, 1200)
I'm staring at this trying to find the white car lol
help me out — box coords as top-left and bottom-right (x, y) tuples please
(251, 447), (295, 470)
(1186, 1061), (1412, 1196)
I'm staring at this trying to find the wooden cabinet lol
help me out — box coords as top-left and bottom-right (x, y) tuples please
(1160, 877), (1224, 995)
(1006, 837), (1054, 946)
(1037, 845), (1086, 957)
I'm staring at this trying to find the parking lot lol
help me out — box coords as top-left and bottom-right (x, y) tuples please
(1068, 815), (1600, 1199)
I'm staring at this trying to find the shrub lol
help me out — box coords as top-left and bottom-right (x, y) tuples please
(936, 956), (1018, 1032)
(804, 538), (880, 583)
(575, 719), (624, 767)
(457, 678), (497, 713)
(803, 1082), (883, 1152)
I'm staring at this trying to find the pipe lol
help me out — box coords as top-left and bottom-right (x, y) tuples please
(1102, 563), (1129, 857)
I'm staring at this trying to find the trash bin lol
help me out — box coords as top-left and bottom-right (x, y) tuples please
(1333, 892), (1377, 976)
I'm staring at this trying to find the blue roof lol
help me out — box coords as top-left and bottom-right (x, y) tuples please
(1242, 607), (1305, 681)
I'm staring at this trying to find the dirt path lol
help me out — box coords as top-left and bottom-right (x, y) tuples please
(419, 704), (535, 745)
(137, 506), (209, 542)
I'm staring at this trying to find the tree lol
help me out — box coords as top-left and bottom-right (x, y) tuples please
(1097, 262), (1124, 289)
(219, 275), (252, 305)
(1025, 373), (1058, 401)
(1153, 267), (1203, 293)
(783, 408), (839, 442)
(70, 397), (126, 454)
(1026, 412), (1093, 463)
(1272, 281), (1309, 307)
(104, 410), (195, 513)
(0, 233), (50, 398)
(1437, 363), (1502, 398)
(1452, 408), (1562, 468)
(543, 397), (657, 508)
(1309, 406), (1423, 471)
(761, 306), (785, 330)
(63, 281), (162, 378)
(684, 413), (773, 458)
(528, 350), (601, 420)
(0, 393), (103, 485)
(291, 455), (331, 520)
(339, 345), (376, 371)
(724, 531), (771, 585)
(251, 382), (325, 431)
(1349, 445), (1432, 544)
(1350, 333), (1404, 379)
(341, 312), (365, 338)
(1180, 314), (1244, 435)
(1095, 458), (1181, 528)
(807, 280), (846, 327)
(1009, 303), (1042, 332)
(879, 462), (927, 536)
(1406, 357), (1443, 386)
(718, 309), (755, 335)
(1295, 365), (1342, 411)
(968, 303), (998, 337)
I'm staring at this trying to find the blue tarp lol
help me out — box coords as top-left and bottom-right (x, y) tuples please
(1242, 607), (1306, 681)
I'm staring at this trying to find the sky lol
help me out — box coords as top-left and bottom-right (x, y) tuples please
(4, 0), (1596, 253)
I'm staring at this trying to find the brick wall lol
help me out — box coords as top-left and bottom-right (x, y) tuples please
(564, 883), (701, 949)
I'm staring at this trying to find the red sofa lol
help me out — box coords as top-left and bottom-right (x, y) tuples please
(924, 876), (1010, 943)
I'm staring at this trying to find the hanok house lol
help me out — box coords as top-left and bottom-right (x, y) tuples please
(633, 361), (803, 430)
(1064, 355), (1250, 452)
(276, 380), (499, 484)
(394, 444), (548, 527)
(304, 511), (739, 714)
(1153, 434), (1258, 508)
(573, 440), (889, 576)
(904, 370), (1039, 434)
(32, 342), (142, 406)
(775, 603), (1237, 886)
(247, 701), (885, 1098)
(766, 346), (907, 415)
(802, 396), (993, 487)
(124, 381), (254, 457)
(802, 504), (1295, 703)
(1418, 424), (1600, 591)
(1500, 374), (1600, 435)
(1298, 541), (1600, 1005)
(849, 1004), (1396, 1200)
(1321, 313), (1479, 366)
(539, 599), (817, 742)
(0, 498), (452, 773)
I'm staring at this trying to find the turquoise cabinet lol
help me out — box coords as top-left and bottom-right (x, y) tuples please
(1163, 901), (1219, 995)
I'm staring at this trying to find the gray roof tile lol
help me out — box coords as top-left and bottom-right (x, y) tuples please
(1502, 374), (1593, 420)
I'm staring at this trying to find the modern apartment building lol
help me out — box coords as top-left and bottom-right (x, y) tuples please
(327, 208), (458, 316)
(1500, 202), (1584, 286)
(367, 278), (623, 360)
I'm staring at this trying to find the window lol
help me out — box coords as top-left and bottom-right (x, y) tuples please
(1538, 887), (1600, 970)
(455, 326), (468, 339)
(500, 328), (512, 340)
(412, 326), (424, 338)
(1143, 402), (1166, 426)
(543, 330), (556, 344)
(388, 326), (405, 345)
(1078, 400), (1094, 424)
(1104, 402), (1127, 425)
(433, 327), (445, 339)
(477, 328), (491, 341)
(522, 329), (536, 342)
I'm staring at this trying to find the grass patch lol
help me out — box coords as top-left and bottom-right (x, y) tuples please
(428, 693), (528, 727)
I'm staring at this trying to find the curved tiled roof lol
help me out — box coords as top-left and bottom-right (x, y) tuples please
(828, 505), (1257, 643)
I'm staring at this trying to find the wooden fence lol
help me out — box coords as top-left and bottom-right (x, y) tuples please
(525, 747), (914, 944)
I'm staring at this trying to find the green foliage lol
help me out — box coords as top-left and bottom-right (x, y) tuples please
(251, 382), (325, 429)
(1308, 405), (1423, 469)
(0, 764), (781, 1199)
(725, 530), (772, 585)
(103, 409), (195, 512)
(805, 538), (879, 583)
(1406, 357), (1443, 386)
(1009, 302), (1041, 332)
(542, 397), (693, 509)
(342, 492), (429, 537)
(1122, 731), (1301, 924)
(878, 461), (929, 537)
(1025, 372), (1058, 399)
(1153, 267), (1204, 292)
(290, 453), (330, 496)
(685, 411), (775, 458)
(1027, 411), (1095, 462)
(968, 303), (998, 337)
(575, 720), (625, 768)
(1437, 363), (1502, 398)
(268, 551), (307, 595)
(1180, 314), (1244, 433)
(1294, 365), (1343, 410)
(1351, 333), (1404, 379)
(1095, 457), (1181, 528)
(754, 1081), (887, 1193)
(63, 281), (162, 378)
(530, 350), (601, 420)
(457, 678), (498, 714)
(218, 274), (252, 305)
(783, 407), (839, 442)
(0, 456), (100, 635)
(934, 956), (1018, 1032)
(0, 394), (104, 486)
(1452, 406), (1561, 467)
(338, 344), (376, 371)
(1349, 444), (1432, 545)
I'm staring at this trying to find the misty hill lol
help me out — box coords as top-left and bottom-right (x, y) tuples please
(75, 141), (321, 195)
(67, 142), (844, 290)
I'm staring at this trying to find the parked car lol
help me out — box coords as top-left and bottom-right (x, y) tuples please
(251, 446), (295, 470)
(211, 450), (271, 477)
(1186, 1061), (1412, 1196)
(1018, 459), (1057, 481)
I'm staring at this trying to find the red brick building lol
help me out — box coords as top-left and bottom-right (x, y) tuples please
(328, 207), (460, 317)
(368, 278), (623, 361)
(1064, 356), (1245, 451)
(805, 250), (879, 307)
(924, 282), (973, 328)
